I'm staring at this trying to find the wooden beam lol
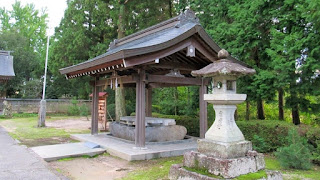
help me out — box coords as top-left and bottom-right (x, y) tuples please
(146, 87), (152, 117)
(149, 83), (195, 88)
(96, 75), (136, 86)
(91, 77), (99, 135)
(149, 61), (199, 71)
(199, 78), (208, 138)
(147, 74), (206, 86)
(191, 39), (217, 62)
(67, 59), (124, 77)
(135, 69), (146, 148)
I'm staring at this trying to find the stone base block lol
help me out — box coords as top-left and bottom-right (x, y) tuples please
(183, 151), (265, 178)
(198, 139), (252, 158)
(169, 164), (219, 180)
(169, 164), (282, 180)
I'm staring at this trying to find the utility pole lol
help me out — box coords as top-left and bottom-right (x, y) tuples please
(38, 35), (50, 127)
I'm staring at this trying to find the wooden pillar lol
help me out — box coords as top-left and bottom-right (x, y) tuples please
(91, 77), (99, 135)
(135, 69), (146, 148)
(199, 78), (208, 138)
(146, 87), (152, 117)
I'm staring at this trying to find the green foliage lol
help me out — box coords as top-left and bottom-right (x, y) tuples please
(79, 104), (90, 120)
(0, 1), (48, 97)
(237, 120), (290, 152)
(67, 98), (80, 116)
(152, 113), (199, 137)
(67, 98), (91, 118)
(311, 140), (320, 165)
(252, 135), (270, 153)
(153, 87), (199, 116)
(107, 103), (115, 120)
(183, 167), (221, 178)
(12, 113), (38, 118)
(235, 170), (267, 180)
(275, 129), (312, 170)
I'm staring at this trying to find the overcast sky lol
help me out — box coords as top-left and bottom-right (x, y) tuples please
(1, 0), (67, 35)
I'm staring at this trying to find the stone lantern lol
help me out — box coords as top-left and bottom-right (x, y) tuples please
(192, 49), (255, 149)
(169, 49), (282, 179)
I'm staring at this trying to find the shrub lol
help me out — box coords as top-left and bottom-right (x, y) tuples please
(79, 104), (90, 120)
(275, 129), (312, 170)
(237, 120), (290, 152)
(311, 140), (320, 165)
(152, 113), (200, 137)
(252, 135), (270, 153)
(107, 103), (115, 120)
(67, 99), (80, 116)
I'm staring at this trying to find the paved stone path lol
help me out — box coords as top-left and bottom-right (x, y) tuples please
(72, 133), (197, 161)
(0, 126), (67, 180)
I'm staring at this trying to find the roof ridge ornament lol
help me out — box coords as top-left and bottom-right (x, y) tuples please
(218, 49), (229, 60)
(108, 39), (118, 50)
(176, 9), (199, 28)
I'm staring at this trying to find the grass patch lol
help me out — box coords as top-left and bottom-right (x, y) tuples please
(0, 116), (89, 146)
(265, 155), (281, 170)
(120, 154), (320, 180)
(58, 157), (75, 162)
(81, 154), (99, 158)
(235, 170), (267, 180)
(264, 154), (320, 179)
(122, 156), (183, 180)
(184, 167), (221, 178)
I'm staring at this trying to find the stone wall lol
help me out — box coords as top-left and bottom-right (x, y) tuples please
(0, 98), (92, 114)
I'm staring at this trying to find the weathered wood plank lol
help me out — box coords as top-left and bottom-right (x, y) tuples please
(199, 78), (208, 138)
(146, 87), (152, 117)
(91, 77), (99, 135)
(96, 75), (136, 86)
(135, 69), (146, 148)
(147, 74), (206, 86)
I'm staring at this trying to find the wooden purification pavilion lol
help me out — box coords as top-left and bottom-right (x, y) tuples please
(60, 10), (246, 148)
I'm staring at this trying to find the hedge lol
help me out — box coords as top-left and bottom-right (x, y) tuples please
(151, 113), (320, 164)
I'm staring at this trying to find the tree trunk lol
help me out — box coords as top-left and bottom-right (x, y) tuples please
(278, 88), (284, 120)
(115, 88), (126, 120)
(168, 0), (173, 18)
(117, 2), (126, 38)
(115, 1), (127, 121)
(292, 106), (300, 125)
(246, 100), (250, 120)
(257, 98), (265, 120)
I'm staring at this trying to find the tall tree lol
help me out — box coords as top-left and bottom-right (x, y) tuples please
(49, 0), (117, 98)
(0, 1), (48, 97)
(188, 0), (279, 120)
(267, 0), (320, 124)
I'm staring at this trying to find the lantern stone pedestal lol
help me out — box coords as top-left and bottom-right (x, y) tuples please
(169, 50), (282, 179)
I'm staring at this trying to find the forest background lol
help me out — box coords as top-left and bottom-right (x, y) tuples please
(0, 0), (319, 127)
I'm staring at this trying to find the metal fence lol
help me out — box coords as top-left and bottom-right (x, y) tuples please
(0, 98), (92, 114)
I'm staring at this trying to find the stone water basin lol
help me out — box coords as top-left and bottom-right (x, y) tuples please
(120, 116), (176, 126)
(109, 116), (187, 142)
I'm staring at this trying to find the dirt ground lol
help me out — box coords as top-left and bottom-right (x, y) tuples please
(46, 118), (135, 180)
(49, 155), (136, 180)
(46, 117), (106, 131)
